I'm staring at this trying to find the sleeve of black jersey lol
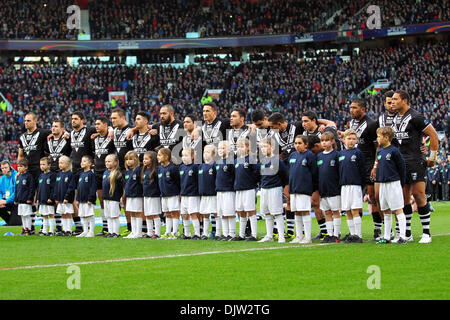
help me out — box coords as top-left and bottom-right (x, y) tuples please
(394, 149), (406, 187)
(18, 134), (24, 151)
(150, 132), (160, 151)
(294, 121), (304, 137)
(220, 118), (231, 141)
(151, 123), (160, 131)
(27, 175), (35, 203)
(358, 149), (366, 187)
(41, 128), (52, 143)
(89, 135), (96, 157)
(412, 113), (431, 132)
(309, 153), (319, 192)
(87, 126), (97, 157)
(109, 139), (116, 155)
(279, 159), (289, 187)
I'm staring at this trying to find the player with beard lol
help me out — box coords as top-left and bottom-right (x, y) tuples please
(93, 116), (116, 236)
(70, 111), (97, 235)
(47, 119), (71, 235)
(150, 104), (184, 155)
(18, 112), (51, 235)
(128, 105), (183, 229)
(110, 108), (134, 236)
(301, 111), (340, 239)
(348, 98), (381, 240)
(378, 90), (397, 130)
(390, 90), (439, 244)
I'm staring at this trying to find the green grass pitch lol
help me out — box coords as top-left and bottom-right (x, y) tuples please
(0, 202), (448, 300)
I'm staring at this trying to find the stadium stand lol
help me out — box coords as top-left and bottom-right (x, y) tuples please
(1, 0), (448, 39)
(0, 0), (80, 40)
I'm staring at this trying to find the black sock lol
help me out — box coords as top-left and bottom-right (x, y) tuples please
(55, 213), (62, 232)
(418, 205), (431, 235)
(286, 210), (294, 235)
(403, 204), (413, 237)
(211, 215), (216, 233)
(31, 212), (36, 231)
(245, 220), (251, 236)
(372, 211), (382, 231)
(73, 216), (82, 229)
(142, 219), (147, 233)
(317, 218), (327, 234)
(102, 218), (108, 232)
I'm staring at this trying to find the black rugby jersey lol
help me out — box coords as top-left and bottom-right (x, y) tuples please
(272, 121), (303, 162)
(392, 108), (430, 163)
(228, 124), (250, 155)
(113, 124), (134, 170)
(378, 112), (399, 147)
(378, 112), (397, 128)
(152, 120), (182, 150)
(70, 126), (96, 171)
(19, 128), (51, 172)
(132, 131), (158, 163)
(93, 134), (116, 173)
(47, 136), (71, 172)
(202, 117), (230, 146)
(349, 115), (378, 164)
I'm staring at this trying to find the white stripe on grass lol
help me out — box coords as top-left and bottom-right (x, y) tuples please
(1, 233), (449, 271)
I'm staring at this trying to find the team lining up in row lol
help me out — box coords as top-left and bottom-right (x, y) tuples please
(13, 89), (439, 244)
(13, 125), (416, 245)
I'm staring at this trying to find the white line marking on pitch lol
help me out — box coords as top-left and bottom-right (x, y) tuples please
(1, 233), (449, 271)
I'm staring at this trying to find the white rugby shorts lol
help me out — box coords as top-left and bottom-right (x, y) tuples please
(320, 195), (341, 212)
(379, 180), (404, 211)
(143, 197), (162, 216)
(340, 185), (363, 210)
(290, 193), (312, 212)
(235, 189), (256, 212)
(260, 187), (283, 215)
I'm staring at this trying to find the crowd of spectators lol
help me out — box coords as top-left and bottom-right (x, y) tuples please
(0, 0), (79, 40)
(0, 41), (448, 161)
(88, 0), (203, 40)
(331, 0), (450, 32)
(1, 0), (448, 40)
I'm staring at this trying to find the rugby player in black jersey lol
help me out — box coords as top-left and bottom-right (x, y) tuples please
(390, 90), (439, 244)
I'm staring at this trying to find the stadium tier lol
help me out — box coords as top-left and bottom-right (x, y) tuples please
(0, 0), (448, 39)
